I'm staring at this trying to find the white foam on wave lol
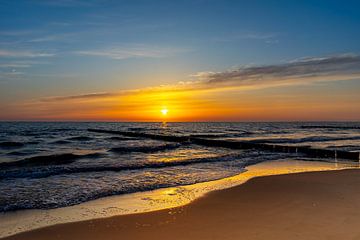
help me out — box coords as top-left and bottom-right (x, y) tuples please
(0, 159), (359, 239)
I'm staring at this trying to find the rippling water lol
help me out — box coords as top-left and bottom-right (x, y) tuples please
(0, 122), (359, 212)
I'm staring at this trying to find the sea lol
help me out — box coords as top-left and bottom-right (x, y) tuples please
(0, 122), (359, 213)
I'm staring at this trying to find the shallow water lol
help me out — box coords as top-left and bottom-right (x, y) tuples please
(0, 122), (359, 212)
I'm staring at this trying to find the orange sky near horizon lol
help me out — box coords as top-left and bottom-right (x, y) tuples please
(2, 76), (359, 122)
(1, 54), (360, 122)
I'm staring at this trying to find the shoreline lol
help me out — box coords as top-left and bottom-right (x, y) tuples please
(1, 159), (359, 239)
(5, 167), (360, 239)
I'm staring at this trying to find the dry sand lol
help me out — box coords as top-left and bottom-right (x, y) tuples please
(4, 169), (360, 240)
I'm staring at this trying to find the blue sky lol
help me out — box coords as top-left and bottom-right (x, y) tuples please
(0, 0), (360, 120)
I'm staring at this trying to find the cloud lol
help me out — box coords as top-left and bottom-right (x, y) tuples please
(26, 32), (79, 43)
(3, 70), (25, 75)
(239, 33), (277, 40)
(0, 60), (50, 82)
(27, 35), (62, 43)
(38, 53), (360, 103)
(189, 71), (216, 80)
(0, 49), (54, 58)
(40, 92), (118, 102)
(0, 69), (26, 82)
(0, 63), (31, 68)
(75, 45), (187, 60)
(214, 32), (278, 43)
(196, 54), (360, 89)
(0, 60), (50, 70)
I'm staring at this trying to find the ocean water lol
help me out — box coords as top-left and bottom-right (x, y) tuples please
(0, 122), (359, 212)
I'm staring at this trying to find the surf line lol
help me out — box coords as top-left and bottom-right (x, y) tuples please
(88, 129), (360, 161)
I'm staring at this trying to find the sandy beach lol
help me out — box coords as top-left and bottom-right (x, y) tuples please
(4, 168), (360, 240)
(2, 0), (360, 239)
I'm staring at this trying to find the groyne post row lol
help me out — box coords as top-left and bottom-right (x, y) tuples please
(88, 129), (360, 161)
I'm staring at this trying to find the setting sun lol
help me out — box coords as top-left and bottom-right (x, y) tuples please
(161, 108), (168, 116)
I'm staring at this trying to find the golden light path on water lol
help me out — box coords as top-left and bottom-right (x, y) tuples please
(0, 159), (359, 238)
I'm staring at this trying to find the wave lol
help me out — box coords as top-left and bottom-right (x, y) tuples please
(0, 141), (24, 148)
(300, 125), (360, 130)
(110, 143), (183, 153)
(189, 134), (231, 138)
(67, 136), (93, 141)
(0, 152), (102, 169)
(0, 151), (287, 212)
(107, 136), (138, 141)
(6, 151), (31, 156)
(50, 140), (72, 144)
(248, 135), (360, 144)
(326, 145), (360, 151)
(0, 154), (242, 179)
(0, 141), (38, 149)
(52, 128), (74, 131)
(127, 127), (146, 131)
(0, 163), (243, 212)
(20, 132), (42, 137)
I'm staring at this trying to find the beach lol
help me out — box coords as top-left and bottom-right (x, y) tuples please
(4, 168), (360, 240)
(2, 0), (360, 239)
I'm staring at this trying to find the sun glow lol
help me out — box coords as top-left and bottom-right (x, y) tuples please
(161, 108), (168, 116)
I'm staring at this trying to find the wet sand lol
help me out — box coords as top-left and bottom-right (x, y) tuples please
(4, 168), (360, 240)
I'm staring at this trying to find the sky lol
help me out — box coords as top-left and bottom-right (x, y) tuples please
(0, 0), (360, 121)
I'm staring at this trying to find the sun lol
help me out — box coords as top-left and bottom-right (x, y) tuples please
(161, 108), (168, 116)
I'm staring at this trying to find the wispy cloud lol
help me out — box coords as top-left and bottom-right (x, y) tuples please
(27, 35), (63, 43)
(75, 45), (188, 60)
(41, 92), (117, 102)
(0, 60), (50, 70)
(214, 32), (278, 43)
(0, 63), (31, 68)
(0, 69), (26, 82)
(194, 54), (360, 89)
(39, 54), (360, 103)
(0, 49), (54, 58)
(239, 33), (277, 40)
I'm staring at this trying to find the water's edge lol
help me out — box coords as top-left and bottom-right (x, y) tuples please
(1, 159), (358, 239)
